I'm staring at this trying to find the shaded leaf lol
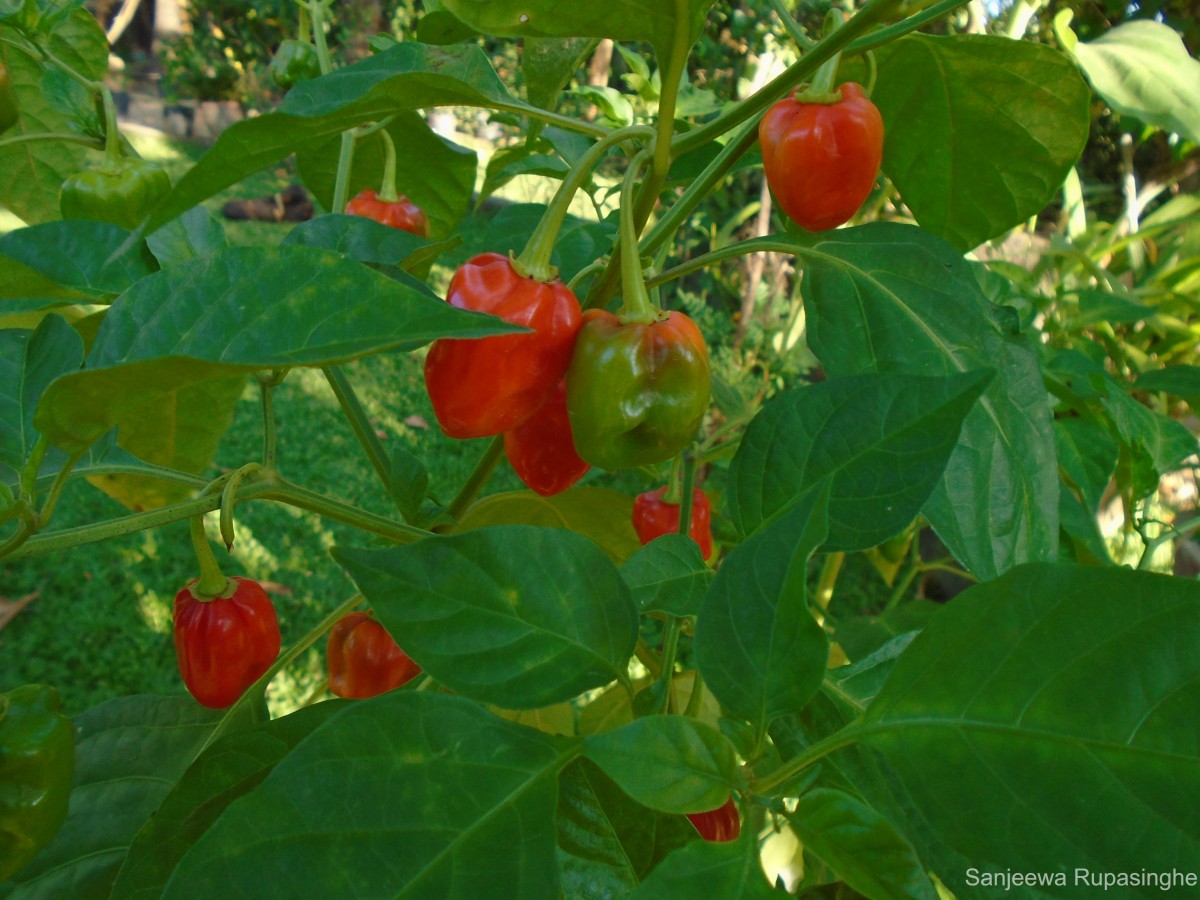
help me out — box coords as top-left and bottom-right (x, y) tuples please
(620, 533), (713, 616)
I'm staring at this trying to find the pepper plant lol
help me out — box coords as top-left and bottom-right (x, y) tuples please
(2, 0), (1199, 896)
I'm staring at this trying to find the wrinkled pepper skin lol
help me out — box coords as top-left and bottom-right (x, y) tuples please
(345, 188), (430, 238)
(59, 158), (171, 230)
(0, 63), (18, 135)
(633, 486), (714, 560)
(326, 611), (422, 699)
(566, 309), (710, 470)
(425, 252), (583, 438)
(174, 577), (282, 709)
(759, 82), (884, 232)
(504, 378), (590, 496)
(0, 685), (74, 881)
(269, 39), (321, 90)
(686, 796), (740, 843)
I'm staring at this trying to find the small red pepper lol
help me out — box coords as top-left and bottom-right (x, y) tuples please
(424, 252), (582, 439)
(632, 486), (714, 560)
(686, 796), (740, 842)
(504, 378), (590, 496)
(345, 188), (430, 238)
(173, 577), (281, 709)
(326, 611), (421, 699)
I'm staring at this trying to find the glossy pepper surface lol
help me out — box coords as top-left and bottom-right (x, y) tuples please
(0, 63), (18, 135)
(326, 611), (422, 699)
(686, 796), (740, 842)
(759, 82), (883, 232)
(0, 685), (73, 881)
(59, 157), (171, 230)
(345, 188), (430, 238)
(174, 577), (281, 709)
(566, 309), (710, 470)
(269, 39), (321, 90)
(425, 252), (583, 438)
(504, 378), (590, 496)
(633, 486), (714, 560)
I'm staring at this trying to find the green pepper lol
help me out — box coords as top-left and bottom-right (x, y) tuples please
(0, 685), (74, 881)
(0, 62), (18, 135)
(566, 308), (710, 470)
(270, 40), (322, 90)
(59, 157), (171, 231)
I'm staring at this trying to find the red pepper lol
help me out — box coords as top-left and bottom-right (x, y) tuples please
(759, 82), (884, 232)
(504, 378), (590, 496)
(173, 577), (281, 709)
(686, 796), (740, 842)
(326, 611), (421, 699)
(632, 486), (714, 560)
(424, 252), (582, 438)
(345, 188), (430, 238)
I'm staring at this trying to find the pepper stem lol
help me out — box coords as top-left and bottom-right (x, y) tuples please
(513, 124), (656, 284)
(100, 85), (122, 166)
(797, 10), (846, 102)
(377, 128), (399, 203)
(662, 454), (684, 505)
(617, 151), (660, 325)
(189, 513), (231, 599)
(677, 452), (696, 539)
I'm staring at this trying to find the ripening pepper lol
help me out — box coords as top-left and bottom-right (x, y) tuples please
(174, 577), (282, 709)
(759, 82), (884, 232)
(686, 796), (740, 843)
(0, 63), (19, 135)
(269, 39), (322, 90)
(326, 611), (421, 699)
(0, 685), (74, 881)
(504, 378), (590, 496)
(345, 188), (430, 238)
(566, 309), (710, 470)
(425, 252), (582, 438)
(633, 486), (713, 560)
(59, 157), (171, 231)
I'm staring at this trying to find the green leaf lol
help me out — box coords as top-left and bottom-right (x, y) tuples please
(1135, 364), (1200, 404)
(1055, 417), (1118, 513)
(387, 443), (429, 524)
(1074, 288), (1155, 326)
(333, 526), (638, 709)
(456, 487), (641, 565)
(694, 483), (831, 734)
(0, 221), (157, 298)
(416, 7), (478, 44)
(1072, 20), (1200, 143)
(525, 37), (597, 112)
(110, 701), (346, 900)
(631, 836), (782, 899)
(797, 223), (1059, 581)
(0, 9), (107, 223)
(143, 43), (543, 233)
(728, 371), (991, 549)
(873, 34), (1090, 250)
(296, 111), (477, 239)
(145, 206), (228, 266)
(459, 202), (617, 283)
(825, 632), (920, 710)
(833, 604), (938, 664)
(858, 563), (1200, 895)
(159, 693), (567, 899)
(1058, 488), (1113, 565)
(583, 716), (739, 814)
(2, 697), (221, 899)
(0, 315), (82, 484)
(557, 758), (695, 898)
(282, 213), (443, 274)
(620, 533), (713, 616)
(787, 788), (934, 900)
(34, 245), (520, 452)
(481, 147), (571, 201)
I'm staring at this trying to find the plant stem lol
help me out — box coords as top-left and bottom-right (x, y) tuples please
(754, 723), (866, 795)
(617, 152), (658, 323)
(767, 0), (815, 49)
(0, 132), (102, 151)
(323, 366), (395, 505)
(814, 551), (844, 613)
(377, 128), (400, 202)
(332, 132), (356, 214)
(845, 0), (973, 53)
(445, 436), (505, 522)
(189, 513), (230, 597)
(219, 463), (262, 550)
(683, 670), (706, 718)
(657, 618), (682, 714)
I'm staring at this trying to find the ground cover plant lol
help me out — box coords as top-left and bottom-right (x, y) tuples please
(1, 0), (1199, 896)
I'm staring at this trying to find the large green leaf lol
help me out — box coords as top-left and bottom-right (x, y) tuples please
(333, 526), (638, 709)
(0, 10), (108, 224)
(0, 221), (156, 298)
(142, 43), (561, 234)
(296, 111), (477, 239)
(856, 564), (1200, 896)
(797, 223), (1059, 581)
(1071, 20), (1200, 143)
(281, 212), (443, 274)
(1054, 417), (1118, 513)
(159, 693), (568, 899)
(728, 370), (991, 549)
(33, 245), (519, 453)
(525, 37), (597, 112)
(2, 697), (221, 899)
(110, 702), (346, 900)
(873, 35), (1090, 251)
(631, 836), (782, 899)
(583, 716), (740, 814)
(694, 483), (830, 734)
